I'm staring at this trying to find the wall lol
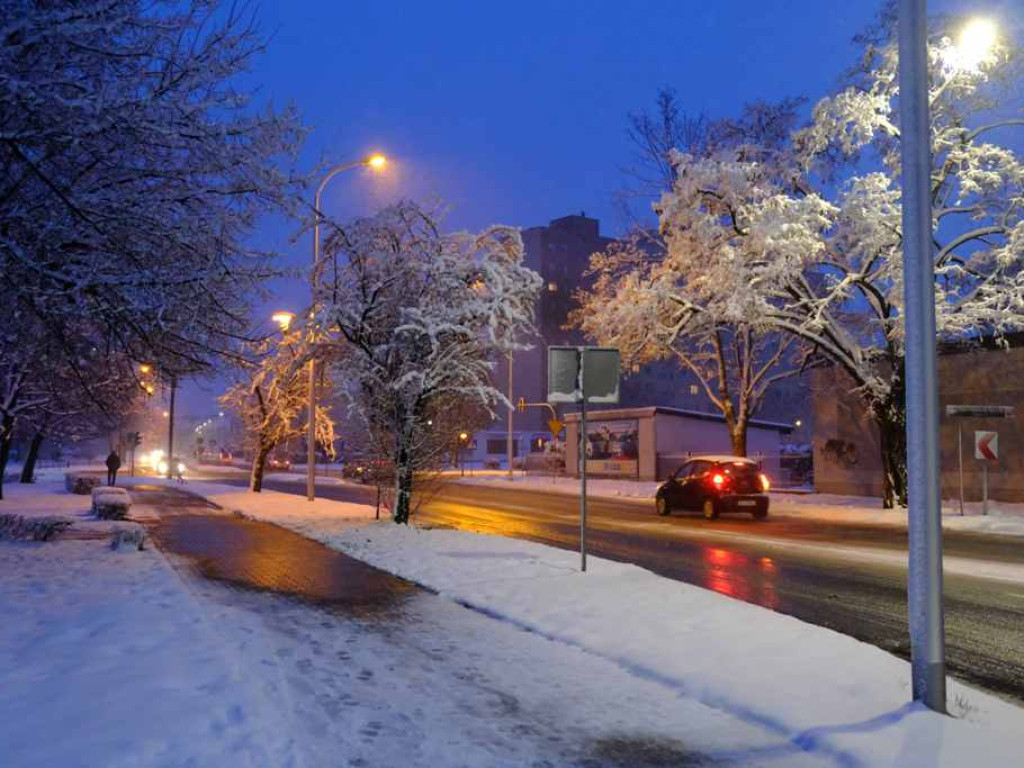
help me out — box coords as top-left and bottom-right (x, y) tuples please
(812, 345), (1024, 501)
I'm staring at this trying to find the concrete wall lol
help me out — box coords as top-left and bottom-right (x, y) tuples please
(812, 345), (1024, 501)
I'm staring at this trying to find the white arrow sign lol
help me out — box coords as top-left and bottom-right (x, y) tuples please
(975, 431), (998, 461)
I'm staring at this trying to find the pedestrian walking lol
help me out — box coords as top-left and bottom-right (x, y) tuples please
(105, 450), (121, 486)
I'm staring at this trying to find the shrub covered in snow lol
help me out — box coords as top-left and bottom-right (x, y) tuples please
(65, 474), (101, 495)
(92, 487), (132, 520)
(110, 526), (146, 552)
(0, 514), (73, 542)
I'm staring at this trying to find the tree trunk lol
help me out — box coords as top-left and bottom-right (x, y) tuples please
(393, 447), (414, 525)
(19, 431), (44, 484)
(250, 445), (271, 492)
(0, 414), (13, 501)
(730, 419), (748, 457)
(871, 366), (907, 510)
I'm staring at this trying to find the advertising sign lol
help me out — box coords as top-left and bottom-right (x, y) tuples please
(584, 419), (639, 478)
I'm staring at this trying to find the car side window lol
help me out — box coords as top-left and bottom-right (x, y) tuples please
(689, 461), (709, 478)
(673, 462), (693, 480)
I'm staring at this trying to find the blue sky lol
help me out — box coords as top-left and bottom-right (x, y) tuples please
(182, 0), (1016, 413)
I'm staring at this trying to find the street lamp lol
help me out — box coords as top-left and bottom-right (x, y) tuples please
(898, 6), (997, 714)
(272, 311), (295, 331)
(306, 153), (388, 501)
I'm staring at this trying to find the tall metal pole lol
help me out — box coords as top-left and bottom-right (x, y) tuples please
(507, 353), (514, 480)
(578, 349), (587, 572)
(957, 423), (964, 516)
(307, 159), (372, 502)
(166, 376), (177, 480)
(898, 0), (946, 713)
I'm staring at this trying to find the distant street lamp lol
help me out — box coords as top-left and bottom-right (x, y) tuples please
(898, 3), (998, 714)
(272, 311), (295, 331)
(306, 153), (388, 501)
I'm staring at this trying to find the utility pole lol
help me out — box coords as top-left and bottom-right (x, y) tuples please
(507, 353), (514, 481)
(166, 376), (177, 480)
(898, 0), (946, 713)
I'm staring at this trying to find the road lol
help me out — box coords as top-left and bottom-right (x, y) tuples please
(192, 467), (1024, 704)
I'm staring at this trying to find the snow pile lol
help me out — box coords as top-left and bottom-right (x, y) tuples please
(232, 500), (1024, 767)
(0, 513), (73, 541)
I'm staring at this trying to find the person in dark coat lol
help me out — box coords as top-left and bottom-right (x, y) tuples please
(105, 450), (121, 486)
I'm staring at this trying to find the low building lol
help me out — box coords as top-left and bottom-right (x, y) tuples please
(563, 406), (793, 482)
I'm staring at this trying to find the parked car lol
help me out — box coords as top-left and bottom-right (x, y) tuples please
(655, 456), (770, 520)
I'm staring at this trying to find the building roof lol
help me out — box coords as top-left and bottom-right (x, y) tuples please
(563, 405), (793, 433)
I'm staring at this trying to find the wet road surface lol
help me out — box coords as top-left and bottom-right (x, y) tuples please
(193, 470), (1024, 704)
(135, 484), (415, 615)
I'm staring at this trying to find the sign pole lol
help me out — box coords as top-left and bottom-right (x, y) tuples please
(957, 423), (964, 517)
(982, 462), (988, 516)
(579, 348), (587, 573)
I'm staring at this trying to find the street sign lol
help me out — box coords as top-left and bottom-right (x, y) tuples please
(946, 405), (1015, 419)
(548, 418), (564, 436)
(975, 431), (998, 461)
(547, 346), (621, 404)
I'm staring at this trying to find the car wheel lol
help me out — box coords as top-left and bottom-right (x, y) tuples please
(656, 496), (670, 516)
(752, 507), (768, 520)
(702, 498), (719, 521)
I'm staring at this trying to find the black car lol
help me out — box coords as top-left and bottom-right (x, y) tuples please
(655, 456), (770, 520)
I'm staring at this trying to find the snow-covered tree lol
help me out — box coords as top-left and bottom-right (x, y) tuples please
(659, 16), (1024, 506)
(319, 201), (541, 524)
(575, 98), (812, 456)
(221, 329), (334, 492)
(0, 0), (304, 381)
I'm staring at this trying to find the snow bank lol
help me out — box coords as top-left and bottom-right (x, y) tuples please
(222, 492), (1024, 767)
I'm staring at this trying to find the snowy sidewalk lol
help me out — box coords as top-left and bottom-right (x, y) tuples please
(197, 479), (1024, 768)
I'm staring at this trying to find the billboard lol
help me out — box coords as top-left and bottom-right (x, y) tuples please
(584, 419), (638, 478)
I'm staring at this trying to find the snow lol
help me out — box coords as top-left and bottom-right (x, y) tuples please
(0, 481), (296, 767)
(199, 484), (1024, 767)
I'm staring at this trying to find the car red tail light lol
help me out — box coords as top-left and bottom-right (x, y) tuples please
(759, 472), (771, 492)
(711, 473), (725, 488)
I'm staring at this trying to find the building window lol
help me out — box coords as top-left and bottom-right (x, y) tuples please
(486, 439), (518, 456)
(547, 281), (558, 292)
(689, 384), (699, 396)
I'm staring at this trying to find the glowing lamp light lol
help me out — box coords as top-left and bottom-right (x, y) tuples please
(366, 153), (387, 171)
(948, 18), (998, 73)
(759, 473), (771, 492)
(139, 364), (152, 374)
(272, 311), (294, 330)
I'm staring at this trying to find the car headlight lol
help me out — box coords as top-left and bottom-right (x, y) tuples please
(157, 461), (168, 474)
(177, 462), (186, 473)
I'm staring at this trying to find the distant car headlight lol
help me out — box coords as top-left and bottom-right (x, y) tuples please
(157, 460), (168, 474)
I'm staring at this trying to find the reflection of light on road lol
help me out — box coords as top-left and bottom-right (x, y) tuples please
(700, 546), (779, 610)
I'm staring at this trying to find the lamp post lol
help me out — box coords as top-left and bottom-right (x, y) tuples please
(898, 4), (997, 714)
(306, 153), (387, 502)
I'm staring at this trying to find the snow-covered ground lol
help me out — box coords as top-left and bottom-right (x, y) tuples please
(187, 479), (1024, 767)
(0, 480), (296, 767)
(455, 474), (1024, 537)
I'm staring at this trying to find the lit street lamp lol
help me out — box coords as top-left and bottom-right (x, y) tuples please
(272, 311), (295, 331)
(898, 3), (997, 713)
(306, 153), (388, 501)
